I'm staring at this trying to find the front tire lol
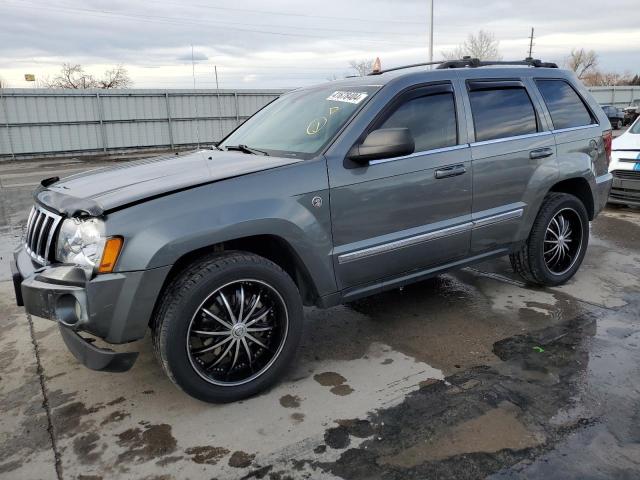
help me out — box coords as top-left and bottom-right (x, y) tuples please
(510, 193), (589, 286)
(152, 252), (303, 403)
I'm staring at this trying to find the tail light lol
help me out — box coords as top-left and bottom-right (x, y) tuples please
(603, 129), (612, 169)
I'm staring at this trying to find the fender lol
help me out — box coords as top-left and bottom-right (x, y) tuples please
(104, 159), (338, 298)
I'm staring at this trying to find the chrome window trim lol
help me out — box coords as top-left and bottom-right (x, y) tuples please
(337, 208), (524, 264)
(470, 131), (552, 147)
(369, 144), (469, 166)
(472, 208), (524, 229)
(552, 123), (599, 134)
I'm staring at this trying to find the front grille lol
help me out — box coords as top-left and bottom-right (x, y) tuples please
(24, 205), (63, 265)
(612, 170), (640, 181)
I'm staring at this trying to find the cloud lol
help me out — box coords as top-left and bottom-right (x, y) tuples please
(176, 51), (209, 62)
(0, 0), (639, 88)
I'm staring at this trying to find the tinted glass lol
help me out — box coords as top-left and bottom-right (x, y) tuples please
(536, 79), (593, 130)
(220, 85), (380, 159)
(469, 88), (538, 142)
(379, 92), (457, 152)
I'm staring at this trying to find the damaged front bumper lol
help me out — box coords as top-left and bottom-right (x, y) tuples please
(11, 246), (171, 372)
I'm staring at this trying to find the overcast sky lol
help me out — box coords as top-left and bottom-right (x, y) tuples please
(1, 0), (639, 89)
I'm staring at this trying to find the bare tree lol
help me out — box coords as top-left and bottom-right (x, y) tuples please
(582, 70), (634, 87)
(565, 49), (598, 79)
(43, 63), (132, 89)
(442, 30), (502, 61)
(97, 65), (132, 89)
(349, 59), (375, 77)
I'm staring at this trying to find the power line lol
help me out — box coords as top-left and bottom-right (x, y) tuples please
(156, 0), (426, 26)
(4, 0), (425, 47)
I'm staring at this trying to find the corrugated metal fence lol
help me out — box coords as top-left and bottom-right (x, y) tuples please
(0, 88), (285, 160)
(587, 86), (640, 108)
(2, 86), (638, 161)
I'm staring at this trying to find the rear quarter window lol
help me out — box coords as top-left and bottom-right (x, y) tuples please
(535, 79), (594, 130)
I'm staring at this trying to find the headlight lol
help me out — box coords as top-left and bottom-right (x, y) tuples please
(55, 217), (106, 270)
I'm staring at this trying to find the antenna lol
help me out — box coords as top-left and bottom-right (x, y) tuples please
(528, 28), (535, 59)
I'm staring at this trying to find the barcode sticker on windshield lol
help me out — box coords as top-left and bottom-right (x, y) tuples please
(326, 91), (368, 104)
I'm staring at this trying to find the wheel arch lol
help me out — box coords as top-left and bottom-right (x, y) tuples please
(150, 234), (321, 331)
(548, 177), (595, 220)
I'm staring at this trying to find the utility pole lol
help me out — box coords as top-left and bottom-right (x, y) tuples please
(214, 65), (223, 141)
(428, 0), (434, 66)
(191, 44), (196, 88)
(527, 27), (535, 59)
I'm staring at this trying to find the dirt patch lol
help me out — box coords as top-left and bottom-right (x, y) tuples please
(106, 397), (126, 406)
(313, 371), (346, 387)
(185, 446), (229, 465)
(0, 460), (22, 474)
(330, 384), (354, 396)
(100, 410), (131, 426)
(291, 412), (305, 424)
(0, 413), (52, 462)
(156, 456), (183, 466)
(380, 402), (542, 467)
(324, 426), (350, 450)
(279, 394), (301, 408)
(336, 419), (375, 439)
(53, 401), (104, 437)
(316, 312), (600, 479)
(313, 372), (354, 396)
(0, 347), (19, 374)
(116, 424), (177, 463)
(228, 450), (256, 468)
(73, 432), (102, 464)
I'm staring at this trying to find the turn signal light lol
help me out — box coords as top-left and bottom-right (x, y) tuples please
(98, 237), (123, 273)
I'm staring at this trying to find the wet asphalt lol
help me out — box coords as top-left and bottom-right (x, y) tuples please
(0, 156), (639, 480)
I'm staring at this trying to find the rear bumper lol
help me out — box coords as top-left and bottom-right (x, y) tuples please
(609, 172), (640, 207)
(12, 246), (171, 371)
(594, 173), (613, 214)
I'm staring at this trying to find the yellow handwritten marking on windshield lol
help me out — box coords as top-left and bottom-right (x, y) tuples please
(306, 117), (328, 135)
(329, 106), (340, 115)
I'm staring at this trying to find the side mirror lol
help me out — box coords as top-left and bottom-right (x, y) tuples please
(348, 128), (415, 163)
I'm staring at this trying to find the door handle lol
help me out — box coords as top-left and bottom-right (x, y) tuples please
(435, 164), (466, 179)
(529, 147), (554, 160)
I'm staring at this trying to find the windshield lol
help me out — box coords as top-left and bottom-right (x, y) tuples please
(630, 117), (640, 134)
(220, 85), (380, 159)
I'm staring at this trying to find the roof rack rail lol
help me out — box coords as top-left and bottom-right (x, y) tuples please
(368, 57), (558, 75)
(368, 61), (442, 75)
(437, 57), (558, 69)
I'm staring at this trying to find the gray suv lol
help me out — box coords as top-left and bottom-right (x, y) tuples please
(12, 58), (613, 402)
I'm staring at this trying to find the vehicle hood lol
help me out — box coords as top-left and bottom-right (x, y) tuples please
(613, 132), (640, 151)
(40, 149), (302, 214)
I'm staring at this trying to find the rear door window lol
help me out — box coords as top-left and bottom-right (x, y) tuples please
(535, 79), (594, 130)
(378, 91), (457, 152)
(468, 85), (538, 142)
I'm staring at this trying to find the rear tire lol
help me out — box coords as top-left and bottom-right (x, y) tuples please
(510, 193), (589, 286)
(152, 252), (303, 403)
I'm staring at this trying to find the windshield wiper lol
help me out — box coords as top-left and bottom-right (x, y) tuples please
(225, 144), (269, 156)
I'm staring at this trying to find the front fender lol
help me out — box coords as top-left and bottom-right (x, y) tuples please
(105, 160), (337, 297)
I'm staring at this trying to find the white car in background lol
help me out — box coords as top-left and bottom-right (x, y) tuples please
(609, 117), (640, 207)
